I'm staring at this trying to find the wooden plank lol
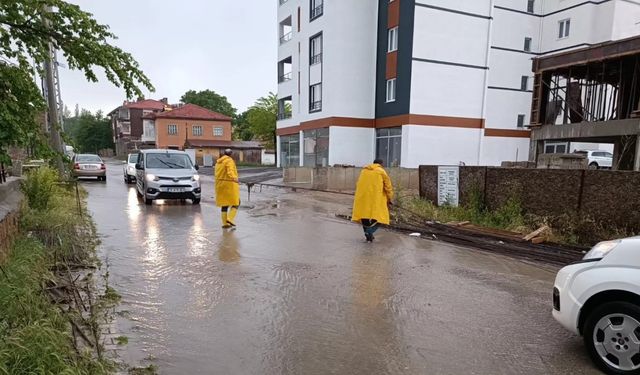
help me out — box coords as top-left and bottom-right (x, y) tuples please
(523, 225), (550, 241)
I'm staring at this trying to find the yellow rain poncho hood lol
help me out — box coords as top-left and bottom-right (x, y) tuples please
(215, 155), (240, 207)
(351, 163), (394, 225)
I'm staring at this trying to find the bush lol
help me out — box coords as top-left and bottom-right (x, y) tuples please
(20, 166), (59, 211)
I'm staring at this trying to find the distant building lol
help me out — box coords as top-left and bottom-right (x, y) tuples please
(108, 98), (168, 156)
(142, 104), (263, 165)
(276, 0), (640, 168)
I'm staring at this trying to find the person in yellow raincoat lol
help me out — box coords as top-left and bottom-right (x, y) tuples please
(351, 159), (394, 242)
(215, 149), (240, 228)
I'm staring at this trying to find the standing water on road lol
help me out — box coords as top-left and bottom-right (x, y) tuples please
(83, 166), (599, 374)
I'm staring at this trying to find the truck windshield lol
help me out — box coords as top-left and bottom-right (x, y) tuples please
(146, 153), (192, 169)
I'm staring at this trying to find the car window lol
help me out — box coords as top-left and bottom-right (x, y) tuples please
(128, 154), (137, 163)
(76, 154), (102, 162)
(603, 152), (613, 158)
(145, 153), (192, 169)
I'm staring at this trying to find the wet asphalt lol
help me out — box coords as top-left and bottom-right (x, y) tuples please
(82, 163), (602, 374)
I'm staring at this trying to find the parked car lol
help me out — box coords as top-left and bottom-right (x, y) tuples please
(575, 150), (613, 169)
(134, 149), (201, 205)
(72, 154), (106, 181)
(552, 237), (640, 374)
(123, 153), (137, 183)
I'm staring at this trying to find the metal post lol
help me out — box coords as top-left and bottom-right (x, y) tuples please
(634, 135), (640, 172)
(42, 7), (65, 175)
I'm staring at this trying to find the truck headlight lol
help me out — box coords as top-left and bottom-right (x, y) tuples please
(146, 174), (158, 182)
(192, 175), (200, 182)
(583, 240), (620, 261)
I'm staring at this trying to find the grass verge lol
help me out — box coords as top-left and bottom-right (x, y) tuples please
(0, 167), (114, 374)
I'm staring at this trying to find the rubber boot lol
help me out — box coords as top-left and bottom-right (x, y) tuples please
(221, 212), (231, 228)
(227, 207), (238, 227)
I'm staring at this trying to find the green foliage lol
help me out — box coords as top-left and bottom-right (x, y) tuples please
(0, 63), (47, 165)
(0, 0), (153, 166)
(115, 336), (128, 346)
(245, 92), (278, 149)
(21, 166), (60, 211)
(64, 110), (114, 153)
(180, 90), (236, 118)
(232, 111), (253, 141)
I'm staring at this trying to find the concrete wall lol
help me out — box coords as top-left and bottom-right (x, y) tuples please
(0, 178), (22, 262)
(284, 167), (419, 192)
(419, 165), (640, 229)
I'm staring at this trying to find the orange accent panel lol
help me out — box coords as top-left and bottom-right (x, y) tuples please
(388, 1), (400, 28)
(484, 128), (532, 138)
(297, 7), (301, 32)
(386, 51), (398, 79)
(276, 117), (375, 136)
(375, 114), (484, 129)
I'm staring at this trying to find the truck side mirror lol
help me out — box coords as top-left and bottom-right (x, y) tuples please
(135, 163), (143, 170)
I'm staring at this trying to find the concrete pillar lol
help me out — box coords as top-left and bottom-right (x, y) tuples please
(634, 135), (640, 172)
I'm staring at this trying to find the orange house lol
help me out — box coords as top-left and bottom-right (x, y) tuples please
(143, 103), (232, 149)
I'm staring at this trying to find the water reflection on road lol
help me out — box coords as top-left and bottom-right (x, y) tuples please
(83, 167), (600, 374)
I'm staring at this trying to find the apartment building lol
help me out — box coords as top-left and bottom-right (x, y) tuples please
(109, 98), (169, 156)
(276, 0), (640, 168)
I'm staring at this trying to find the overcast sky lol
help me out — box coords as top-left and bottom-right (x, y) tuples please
(59, 0), (276, 115)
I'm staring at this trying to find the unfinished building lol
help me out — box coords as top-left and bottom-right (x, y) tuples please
(529, 35), (640, 171)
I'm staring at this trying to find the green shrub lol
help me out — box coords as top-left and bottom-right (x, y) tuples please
(21, 166), (60, 211)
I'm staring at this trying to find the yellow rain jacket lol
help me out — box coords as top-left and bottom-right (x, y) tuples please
(215, 155), (240, 207)
(351, 163), (394, 225)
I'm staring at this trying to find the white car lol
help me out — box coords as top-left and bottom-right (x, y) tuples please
(134, 149), (201, 205)
(553, 237), (640, 374)
(123, 153), (137, 183)
(576, 150), (613, 169)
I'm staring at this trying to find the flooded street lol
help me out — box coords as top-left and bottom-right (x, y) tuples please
(83, 164), (599, 374)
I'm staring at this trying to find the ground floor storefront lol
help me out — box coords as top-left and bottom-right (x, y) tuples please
(277, 125), (531, 168)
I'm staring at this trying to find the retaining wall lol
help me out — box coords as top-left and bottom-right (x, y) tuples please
(419, 166), (640, 228)
(284, 167), (419, 192)
(0, 178), (22, 262)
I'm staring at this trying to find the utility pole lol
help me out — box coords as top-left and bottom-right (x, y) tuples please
(42, 6), (65, 175)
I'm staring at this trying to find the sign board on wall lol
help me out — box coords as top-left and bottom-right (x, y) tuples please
(437, 166), (459, 206)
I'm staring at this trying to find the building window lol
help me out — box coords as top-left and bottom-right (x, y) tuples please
(119, 108), (130, 120)
(376, 128), (402, 167)
(279, 0), (289, 5)
(309, 84), (322, 113)
(517, 114), (526, 128)
(388, 27), (398, 52)
(192, 125), (203, 136)
(310, 33), (322, 65)
(386, 78), (397, 103)
(558, 19), (570, 39)
(310, 0), (323, 20)
(213, 127), (224, 137)
(280, 134), (300, 167)
(527, 0), (535, 13)
(521, 76), (529, 91)
(168, 124), (178, 135)
(544, 141), (568, 154)
(524, 37), (532, 52)
(303, 128), (329, 167)
(278, 96), (293, 120)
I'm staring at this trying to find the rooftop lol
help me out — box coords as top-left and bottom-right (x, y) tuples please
(143, 104), (232, 121)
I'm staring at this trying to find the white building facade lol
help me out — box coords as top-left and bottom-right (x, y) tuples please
(276, 0), (640, 168)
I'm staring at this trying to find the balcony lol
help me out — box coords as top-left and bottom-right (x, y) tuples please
(279, 0), (288, 5)
(278, 56), (293, 84)
(277, 96), (292, 121)
(310, 53), (322, 66)
(279, 72), (292, 83)
(279, 16), (293, 45)
(309, 101), (322, 113)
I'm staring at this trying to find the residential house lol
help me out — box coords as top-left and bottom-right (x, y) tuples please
(108, 98), (168, 156)
(143, 103), (263, 165)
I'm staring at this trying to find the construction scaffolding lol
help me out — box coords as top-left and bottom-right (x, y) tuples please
(529, 36), (640, 170)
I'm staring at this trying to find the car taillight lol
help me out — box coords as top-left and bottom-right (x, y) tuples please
(74, 163), (80, 170)
(100, 163), (106, 170)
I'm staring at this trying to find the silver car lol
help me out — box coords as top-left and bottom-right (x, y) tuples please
(134, 149), (201, 205)
(73, 154), (106, 181)
(123, 153), (137, 183)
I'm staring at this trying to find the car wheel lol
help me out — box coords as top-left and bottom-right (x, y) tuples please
(589, 162), (599, 170)
(192, 198), (201, 205)
(144, 195), (153, 205)
(584, 301), (640, 374)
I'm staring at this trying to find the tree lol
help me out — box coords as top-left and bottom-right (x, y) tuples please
(232, 111), (254, 141)
(0, 0), (153, 163)
(65, 110), (113, 154)
(180, 90), (237, 118)
(246, 92), (278, 150)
